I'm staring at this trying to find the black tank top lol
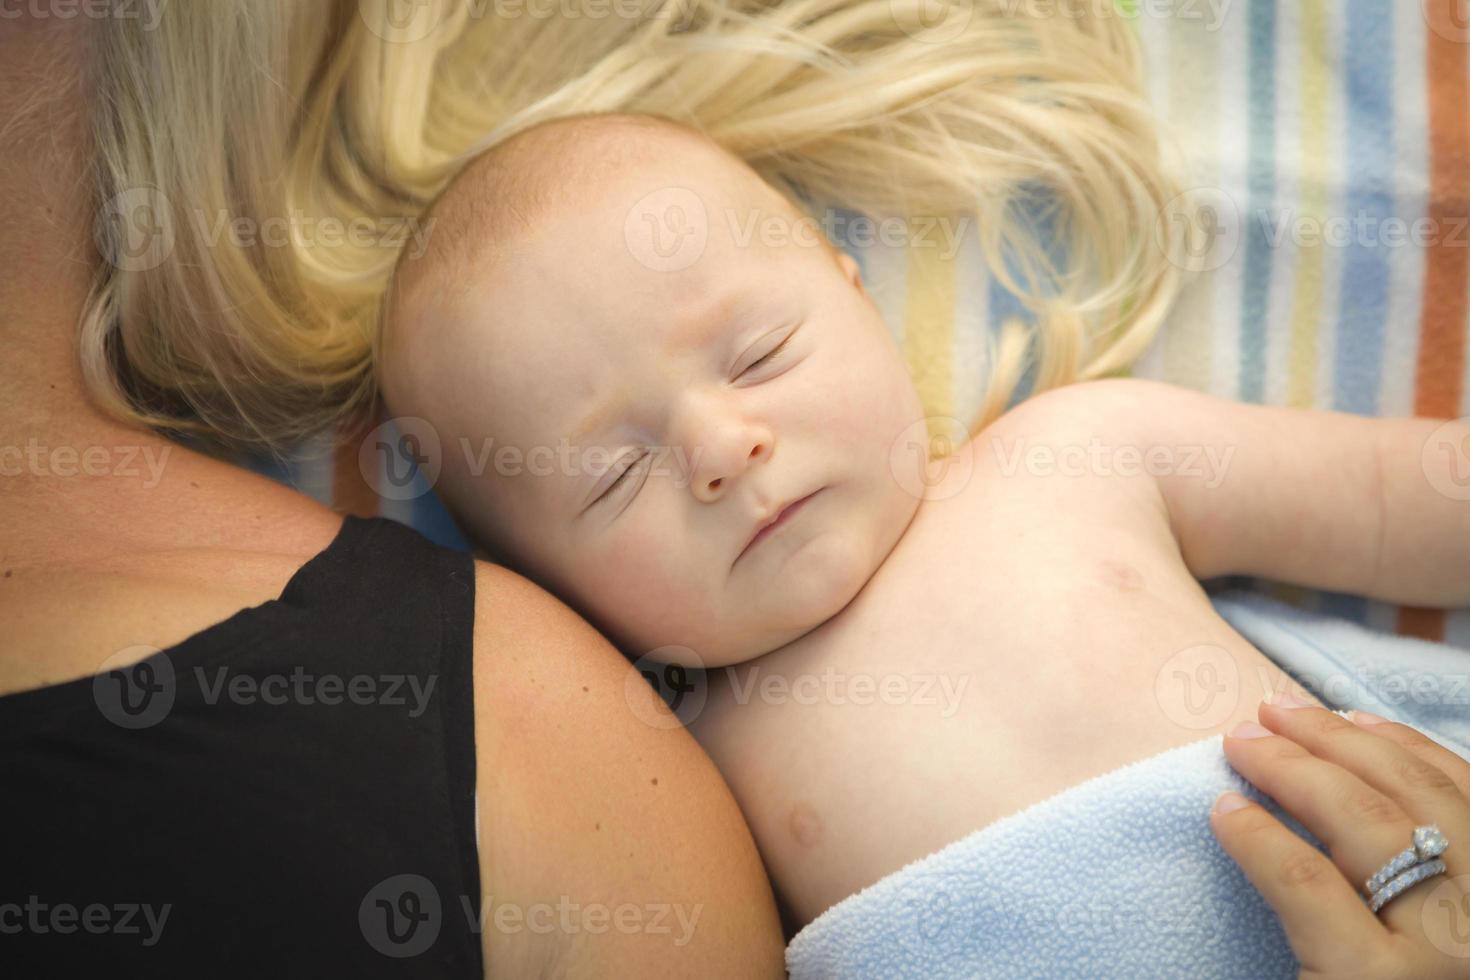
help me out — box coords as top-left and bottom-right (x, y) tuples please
(0, 516), (484, 978)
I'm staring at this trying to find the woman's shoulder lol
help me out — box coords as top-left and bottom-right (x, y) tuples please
(0, 445), (348, 698)
(466, 561), (787, 975)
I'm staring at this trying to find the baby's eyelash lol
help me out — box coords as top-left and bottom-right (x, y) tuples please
(589, 331), (798, 511)
(741, 334), (793, 376)
(595, 453), (646, 504)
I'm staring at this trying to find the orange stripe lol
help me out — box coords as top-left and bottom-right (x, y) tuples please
(1399, 0), (1469, 641)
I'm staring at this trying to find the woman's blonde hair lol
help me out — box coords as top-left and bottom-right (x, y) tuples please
(84, 0), (1191, 450)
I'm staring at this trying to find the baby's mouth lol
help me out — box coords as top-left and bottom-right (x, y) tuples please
(734, 488), (822, 567)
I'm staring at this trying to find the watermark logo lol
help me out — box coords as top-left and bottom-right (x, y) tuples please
(358, 0), (444, 43)
(1422, 417), (1470, 501)
(1153, 643), (1239, 730)
(1422, 874), (1470, 958)
(95, 186), (175, 273)
(890, 0), (973, 43)
(624, 187), (709, 272)
(626, 646), (707, 729)
(1424, 0), (1470, 44)
(1156, 186), (1241, 274)
(93, 646), (175, 730)
(360, 874), (442, 958)
(901, 869), (975, 953)
(888, 415), (975, 502)
(360, 416), (443, 501)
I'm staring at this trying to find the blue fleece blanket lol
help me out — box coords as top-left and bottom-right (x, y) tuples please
(784, 591), (1470, 979)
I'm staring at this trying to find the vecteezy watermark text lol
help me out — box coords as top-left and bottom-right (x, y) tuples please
(0, 438), (171, 487)
(358, 874), (702, 958)
(988, 435), (1236, 488)
(996, 0), (1233, 32)
(194, 666), (437, 719)
(722, 665), (971, 717)
(467, 895), (703, 947)
(0, 896), (171, 947)
(93, 648), (439, 730)
(0, 0), (168, 29)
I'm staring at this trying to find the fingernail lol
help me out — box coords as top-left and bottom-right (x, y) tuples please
(1350, 709), (1389, 726)
(1213, 791), (1251, 815)
(1227, 720), (1273, 740)
(1265, 690), (1314, 710)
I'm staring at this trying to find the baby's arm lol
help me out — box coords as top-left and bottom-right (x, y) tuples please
(1038, 378), (1470, 608)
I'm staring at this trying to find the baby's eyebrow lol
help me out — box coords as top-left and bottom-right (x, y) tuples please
(570, 388), (635, 448)
(566, 285), (755, 448)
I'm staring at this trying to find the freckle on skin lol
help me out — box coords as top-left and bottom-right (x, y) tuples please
(651, 777), (658, 786)
(788, 802), (823, 849)
(582, 686), (589, 692)
(1098, 559), (1142, 593)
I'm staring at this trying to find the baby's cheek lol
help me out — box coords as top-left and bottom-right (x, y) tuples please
(588, 523), (709, 634)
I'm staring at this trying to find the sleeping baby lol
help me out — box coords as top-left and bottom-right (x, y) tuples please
(379, 111), (1470, 932)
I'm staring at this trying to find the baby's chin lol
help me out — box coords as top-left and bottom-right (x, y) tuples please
(643, 557), (878, 668)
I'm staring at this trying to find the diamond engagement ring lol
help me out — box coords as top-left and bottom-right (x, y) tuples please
(1364, 825), (1451, 915)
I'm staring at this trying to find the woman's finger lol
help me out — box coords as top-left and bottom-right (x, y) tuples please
(1254, 697), (1470, 889)
(1209, 789), (1387, 972)
(1221, 716), (1439, 935)
(1339, 707), (1470, 803)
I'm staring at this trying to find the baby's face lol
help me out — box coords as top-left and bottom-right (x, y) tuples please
(400, 138), (927, 667)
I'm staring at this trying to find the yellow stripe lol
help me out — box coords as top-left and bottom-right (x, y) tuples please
(902, 235), (957, 433)
(1162, 17), (1217, 392)
(1286, 0), (1329, 408)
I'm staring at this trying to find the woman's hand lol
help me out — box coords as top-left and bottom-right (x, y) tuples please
(1209, 693), (1470, 979)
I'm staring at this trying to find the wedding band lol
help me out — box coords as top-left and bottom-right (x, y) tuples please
(1367, 859), (1447, 914)
(1364, 825), (1450, 895)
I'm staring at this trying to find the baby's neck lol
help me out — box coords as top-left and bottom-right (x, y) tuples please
(726, 493), (932, 671)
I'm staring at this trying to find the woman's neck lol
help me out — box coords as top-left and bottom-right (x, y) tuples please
(0, 19), (136, 452)
(0, 19), (213, 558)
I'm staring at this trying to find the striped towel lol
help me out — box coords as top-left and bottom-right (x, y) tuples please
(261, 0), (1470, 647)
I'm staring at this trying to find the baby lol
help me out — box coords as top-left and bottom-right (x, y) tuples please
(380, 111), (1470, 931)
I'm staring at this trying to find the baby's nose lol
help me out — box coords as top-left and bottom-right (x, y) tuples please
(687, 429), (772, 501)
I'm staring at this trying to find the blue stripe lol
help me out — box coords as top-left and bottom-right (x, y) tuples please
(990, 272), (1037, 409)
(1332, 0), (1395, 419)
(1238, 0), (1277, 405)
(239, 444), (332, 505)
(1318, 590), (1370, 627)
(992, 190), (1067, 409)
(411, 492), (473, 552)
(1325, 0), (1397, 626)
(829, 206), (870, 285)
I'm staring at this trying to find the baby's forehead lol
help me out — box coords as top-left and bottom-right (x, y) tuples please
(389, 114), (813, 462)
